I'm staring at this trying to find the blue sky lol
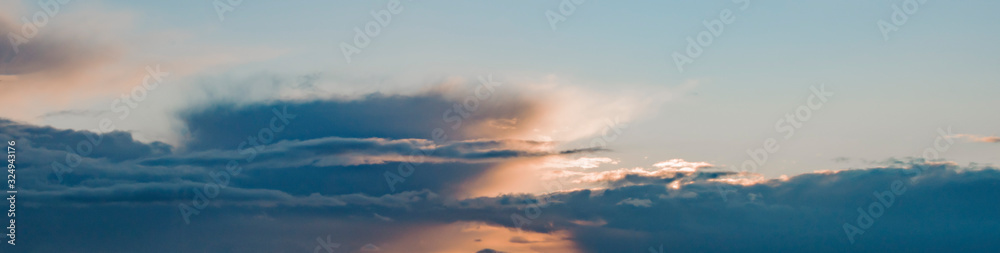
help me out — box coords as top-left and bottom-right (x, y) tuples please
(59, 0), (999, 176)
(1, 0), (999, 252)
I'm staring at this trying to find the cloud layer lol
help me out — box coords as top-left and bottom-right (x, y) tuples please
(5, 89), (1000, 252)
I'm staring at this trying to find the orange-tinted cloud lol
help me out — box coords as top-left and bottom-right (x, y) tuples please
(950, 134), (1000, 143)
(374, 222), (579, 253)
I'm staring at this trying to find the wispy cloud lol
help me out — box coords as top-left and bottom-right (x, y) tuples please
(950, 134), (1000, 143)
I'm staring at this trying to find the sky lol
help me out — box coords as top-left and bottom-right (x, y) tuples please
(1, 0), (999, 252)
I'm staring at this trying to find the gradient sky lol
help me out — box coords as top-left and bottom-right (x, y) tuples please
(1, 0), (999, 252)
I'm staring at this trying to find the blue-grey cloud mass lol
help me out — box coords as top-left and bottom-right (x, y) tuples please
(4, 92), (999, 252)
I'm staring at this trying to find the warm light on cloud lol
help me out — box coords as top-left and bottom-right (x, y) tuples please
(652, 158), (714, 172)
(707, 173), (769, 186)
(454, 76), (653, 144)
(378, 222), (579, 253)
(668, 180), (682, 189)
(571, 159), (716, 185)
(950, 134), (1000, 143)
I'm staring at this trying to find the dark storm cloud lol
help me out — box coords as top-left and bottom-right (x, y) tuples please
(178, 92), (534, 151)
(1, 116), (587, 199)
(26, 181), (439, 209)
(355, 162), (999, 252)
(0, 81), (580, 200)
(0, 118), (171, 162)
(139, 137), (586, 169)
(258, 163), (1000, 252)
(8, 90), (999, 252)
(601, 170), (735, 188)
(473, 162), (1000, 253)
(16, 159), (1000, 252)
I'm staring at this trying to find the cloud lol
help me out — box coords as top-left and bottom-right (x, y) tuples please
(833, 157), (851, 163)
(176, 91), (540, 151)
(0, 77), (628, 200)
(373, 213), (394, 222)
(0, 8), (123, 75)
(563, 159), (732, 188)
(38, 109), (114, 119)
(12, 119), (1000, 253)
(509, 236), (533, 243)
(951, 134), (1000, 143)
(616, 198), (652, 207)
(361, 244), (381, 251)
(6, 69), (997, 252)
(0, 6), (134, 121)
(139, 137), (580, 168)
(652, 159), (713, 172)
(0, 3), (288, 132)
(522, 162), (1000, 252)
(0, 118), (171, 162)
